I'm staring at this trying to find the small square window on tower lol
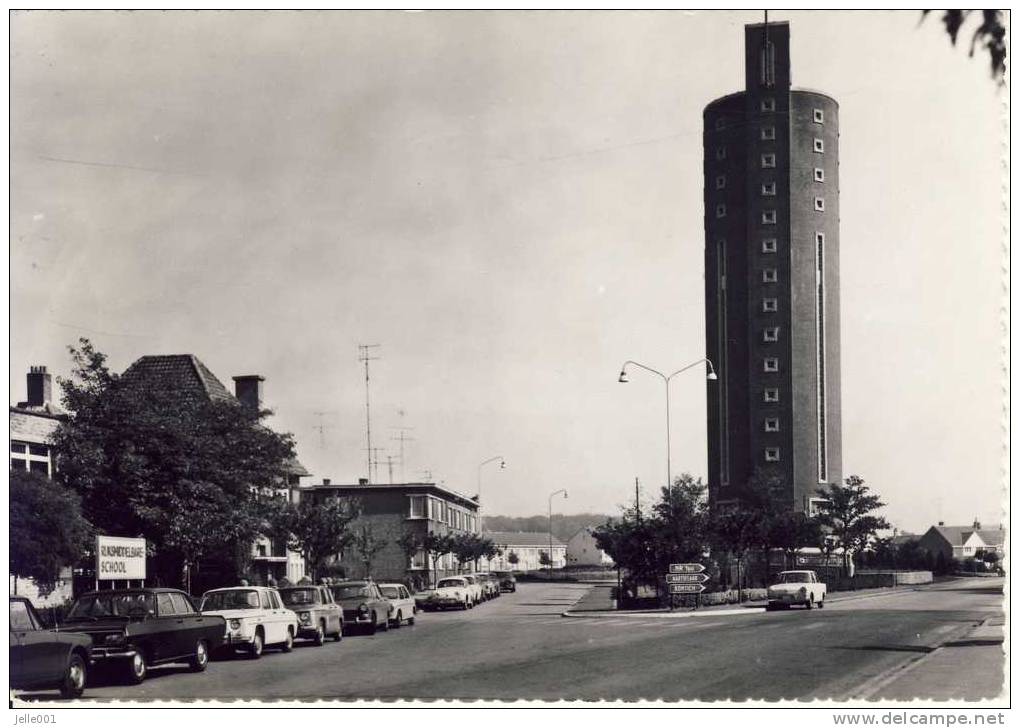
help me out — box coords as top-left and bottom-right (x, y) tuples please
(761, 126), (776, 141)
(814, 197), (825, 212)
(764, 388), (780, 403)
(763, 297), (778, 312)
(813, 138), (825, 153)
(761, 181), (776, 196)
(762, 238), (778, 253)
(763, 326), (780, 342)
(716, 204), (727, 218)
(764, 417), (780, 432)
(762, 210), (777, 224)
(762, 268), (778, 283)
(765, 447), (781, 462)
(764, 357), (779, 372)
(813, 108), (825, 124)
(814, 168), (825, 183)
(717, 147), (728, 161)
(761, 98), (776, 112)
(761, 153), (776, 168)
(715, 118), (727, 131)
(716, 175), (726, 190)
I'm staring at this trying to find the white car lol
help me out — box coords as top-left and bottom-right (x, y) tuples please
(200, 586), (298, 658)
(462, 575), (484, 605)
(423, 577), (473, 611)
(379, 583), (417, 627)
(766, 570), (827, 611)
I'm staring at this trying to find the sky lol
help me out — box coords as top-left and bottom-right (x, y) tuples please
(10, 10), (1006, 532)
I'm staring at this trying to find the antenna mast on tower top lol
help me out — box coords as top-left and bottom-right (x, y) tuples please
(358, 344), (381, 483)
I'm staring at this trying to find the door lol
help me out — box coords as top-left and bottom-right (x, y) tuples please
(320, 588), (339, 634)
(269, 590), (289, 642)
(258, 590), (279, 644)
(9, 599), (48, 687)
(169, 592), (205, 656)
(154, 593), (179, 660)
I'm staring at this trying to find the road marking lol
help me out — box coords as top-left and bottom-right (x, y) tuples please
(800, 622), (825, 630)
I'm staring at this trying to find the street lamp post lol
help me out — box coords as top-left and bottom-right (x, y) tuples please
(548, 488), (568, 575)
(617, 358), (717, 490)
(476, 456), (505, 533)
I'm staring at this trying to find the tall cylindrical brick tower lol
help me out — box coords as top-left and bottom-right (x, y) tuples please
(703, 21), (842, 514)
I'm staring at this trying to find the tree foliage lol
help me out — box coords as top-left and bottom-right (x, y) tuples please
(449, 532), (500, 569)
(52, 339), (298, 588)
(350, 521), (390, 578)
(923, 10), (1007, 83)
(279, 496), (360, 581)
(10, 470), (94, 596)
(420, 531), (457, 587)
(814, 475), (890, 573)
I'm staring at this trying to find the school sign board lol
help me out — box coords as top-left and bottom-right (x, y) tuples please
(96, 536), (147, 580)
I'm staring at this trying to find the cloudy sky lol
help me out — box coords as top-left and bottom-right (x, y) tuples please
(11, 10), (1005, 531)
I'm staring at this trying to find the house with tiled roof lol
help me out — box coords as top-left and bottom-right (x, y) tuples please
(566, 526), (614, 567)
(918, 521), (1006, 562)
(482, 531), (567, 572)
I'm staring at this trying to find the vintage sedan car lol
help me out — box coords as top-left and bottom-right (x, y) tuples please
(494, 571), (517, 593)
(331, 581), (393, 634)
(462, 575), (483, 605)
(10, 596), (92, 699)
(379, 583), (416, 627)
(278, 585), (343, 644)
(413, 587), (436, 611)
(200, 586), (298, 658)
(59, 588), (225, 684)
(481, 573), (501, 599)
(422, 577), (473, 611)
(766, 570), (827, 610)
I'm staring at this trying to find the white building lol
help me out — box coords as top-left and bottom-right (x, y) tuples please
(482, 531), (567, 572)
(566, 526), (614, 567)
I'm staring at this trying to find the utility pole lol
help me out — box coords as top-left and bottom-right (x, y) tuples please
(635, 477), (641, 524)
(358, 344), (380, 482)
(386, 455), (395, 484)
(390, 427), (415, 484)
(312, 411), (337, 448)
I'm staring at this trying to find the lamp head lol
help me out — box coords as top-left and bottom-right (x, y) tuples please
(618, 371), (628, 383)
(499, 459), (506, 469)
(707, 371), (718, 381)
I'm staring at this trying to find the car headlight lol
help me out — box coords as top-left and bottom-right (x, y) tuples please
(798, 587), (807, 595)
(229, 619), (241, 630)
(454, 591), (460, 597)
(299, 611), (311, 623)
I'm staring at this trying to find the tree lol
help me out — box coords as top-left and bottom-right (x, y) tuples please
(814, 475), (891, 575)
(449, 532), (500, 571)
(280, 496), (360, 582)
(52, 339), (298, 589)
(420, 532), (457, 587)
(923, 10), (1006, 83)
(10, 470), (94, 596)
(351, 522), (390, 579)
(507, 551), (519, 567)
(538, 551), (552, 568)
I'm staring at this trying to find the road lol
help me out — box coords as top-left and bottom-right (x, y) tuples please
(18, 577), (1004, 702)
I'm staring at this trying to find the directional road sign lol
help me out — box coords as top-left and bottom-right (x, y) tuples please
(669, 563), (705, 574)
(666, 573), (708, 584)
(668, 583), (706, 594)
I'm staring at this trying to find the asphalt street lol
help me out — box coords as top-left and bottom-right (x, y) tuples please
(19, 577), (1004, 702)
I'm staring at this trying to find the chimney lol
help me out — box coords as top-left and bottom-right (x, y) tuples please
(358, 478), (369, 486)
(232, 375), (265, 414)
(973, 519), (982, 530)
(938, 521), (945, 526)
(26, 365), (52, 408)
(323, 478), (331, 486)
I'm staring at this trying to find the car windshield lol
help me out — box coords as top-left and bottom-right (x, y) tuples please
(464, 576), (476, 584)
(279, 588), (319, 606)
(437, 579), (465, 588)
(495, 572), (512, 578)
(67, 592), (156, 619)
(776, 572), (813, 584)
(380, 586), (401, 599)
(201, 589), (260, 611)
(332, 585), (370, 599)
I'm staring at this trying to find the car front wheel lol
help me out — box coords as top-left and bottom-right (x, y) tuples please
(281, 629), (294, 652)
(190, 640), (210, 672)
(60, 653), (87, 699)
(392, 610), (402, 628)
(805, 595), (814, 610)
(313, 622), (326, 646)
(125, 651), (147, 684)
(248, 631), (264, 659)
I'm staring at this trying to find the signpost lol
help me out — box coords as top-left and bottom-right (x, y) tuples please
(96, 536), (147, 590)
(666, 563), (705, 609)
(669, 563), (705, 574)
(668, 583), (706, 594)
(666, 573), (708, 584)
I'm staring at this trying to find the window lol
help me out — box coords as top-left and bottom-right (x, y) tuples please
(760, 41), (776, 87)
(716, 239), (730, 487)
(763, 297), (778, 312)
(10, 600), (38, 631)
(761, 98), (775, 112)
(716, 204), (727, 218)
(762, 210), (777, 224)
(814, 197), (825, 212)
(28, 444), (48, 457)
(260, 591), (272, 609)
(170, 593), (195, 614)
(157, 593), (175, 615)
(270, 592), (282, 609)
(716, 147), (727, 161)
(762, 238), (777, 253)
(763, 268), (778, 283)
(715, 118), (726, 131)
(10, 442), (26, 453)
(716, 175), (726, 190)
(764, 326), (780, 342)
(408, 495), (425, 518)
(764, 417), (780, 432)
(10, 458), (26, 471)
(765, 448), (781, 462)
(816, 230), (828, 482)
(29, 461), (48, 475)
(761, 153), (776, 168)
(761, 181), (776, 196)
(764, 388), (780, 403)
(813, 138), (825, 153)
(813, 108), (825, 124)
(814, 167), (825, 183)
(764, 357), (779, 372)
(760, 126), (775, 140)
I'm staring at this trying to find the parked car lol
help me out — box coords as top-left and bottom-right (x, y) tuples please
(330, 581), (393, 634)
(422, 577), (472, 611)
(200, 586), (298, 658)
(59, 588), (225, 684)
(278, 585), (343, 644)
(495, 571), (517, 593)
(10, 596), (92, 699)
(413, 587), (436, 611)
(481, 573), (501, 599)
(378, 583), (416, 627)
(766, 570), (827, 610)
(462, 575), (483, 605)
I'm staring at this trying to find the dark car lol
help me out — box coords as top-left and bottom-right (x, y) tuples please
(10, 596), (92, 699)
(495, 571), (517, 593)
(59, 588), (225, 684)
(330, 581), (392, 635)
(277, 585), (343, 644)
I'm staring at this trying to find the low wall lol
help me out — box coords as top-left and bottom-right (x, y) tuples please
(831, 571), (932, 590)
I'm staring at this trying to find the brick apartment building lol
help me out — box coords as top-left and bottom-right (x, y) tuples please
(704, 21), (842, 514)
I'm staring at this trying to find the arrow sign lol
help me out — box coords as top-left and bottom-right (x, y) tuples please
(668, 583), (706, 594)
(669, 563), (705, 574)
(666, 573), (708, 584)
